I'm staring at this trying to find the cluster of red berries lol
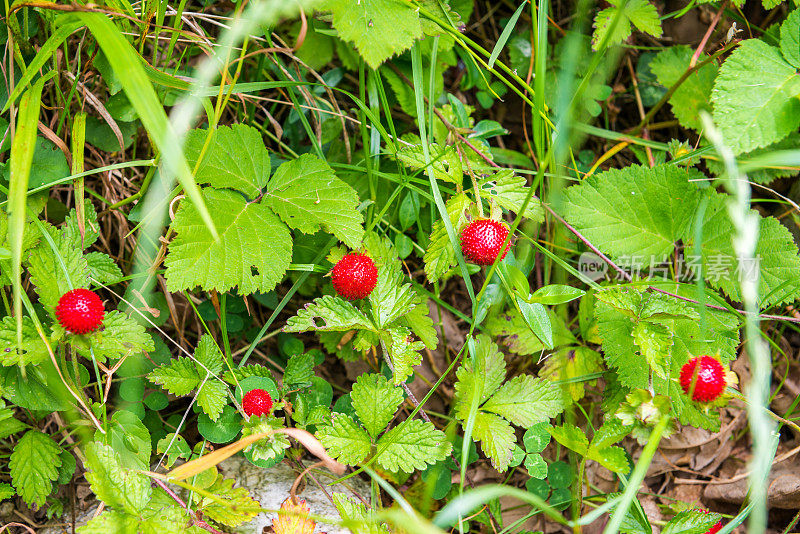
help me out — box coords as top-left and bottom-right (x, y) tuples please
(330, 218), (510, 301)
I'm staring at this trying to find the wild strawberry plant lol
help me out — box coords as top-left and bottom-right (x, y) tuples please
(1, 1), (800, 533)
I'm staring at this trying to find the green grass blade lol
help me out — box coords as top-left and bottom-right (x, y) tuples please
(76, 11), (218, 239)
(2, 19), (83, 114)
(8, 78), (45, 351)
(487, 1), (527, 69)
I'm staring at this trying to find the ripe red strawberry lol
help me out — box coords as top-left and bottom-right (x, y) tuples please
(56, 288), (105, 334)
(460, 219), (511, 266)
(242, 389), (273, 417)
(331, 253), (377, 300)
(680, 356), (726, 402)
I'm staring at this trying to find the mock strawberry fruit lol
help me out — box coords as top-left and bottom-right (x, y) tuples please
(680, 356), (726, 402)
(460, 219), (511, 266)
(331, 253), (378, 300)
(56, 288), (105, 334)
(242, 388), (273, 417)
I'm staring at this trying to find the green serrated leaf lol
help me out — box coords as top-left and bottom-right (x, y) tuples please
(781, 10), (800, 68)
(400, 299), (438, 350)
(74, 310), (154, 362)
(376, 419), (451, 473)
(593, 0), (662, 50)
(10, 430), (63, 506)
(325, 0), (424, 69)
(383, 326), (424, 384)
(711, 38), (800, 155)
(454, 335), (507, 420)
(85, 252), (124, 285)
(283, 352), (314, 388)
(650, 45), (717, 131)
(165, 188), (292, 294)
(285, 295), (374, 332)
(317, 413), (372, 466)
(184, 125), (270, 199)
(83, 441), (151, 514)
(549, 423), (590, 455)
(264, 154), (364, 248)
(0, 315), (47, 366)
(478, 169), (543, 222)
(196, 379), (227, 422)
(397, 142), (462, 184)
(149, 357), (200, 396)
(631, 321), (672, 379)
(196, 475), (261, 527)
(563, 164), (703, 261)
(482, 375), (564, 428)
(661, 509), (721, 534)
(423, 193), (471, 283)
(26, 224), (89, 313)
(351, 373), (404, 438)
(472, 411), (516, 471)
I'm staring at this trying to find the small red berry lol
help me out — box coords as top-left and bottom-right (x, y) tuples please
(242, 389), (273, 417)
(56, 288), (105, 334)
(680, 356), (726, 402)
(331, 253), (378, 300)
(696, 509), (723, 534)
(460, 219), (511, 266)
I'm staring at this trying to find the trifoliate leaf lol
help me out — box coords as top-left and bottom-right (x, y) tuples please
(0, 315), (47, 366)
(284, 295), (374, 332)
(10, 430), (63, 506)
(423, 193), (471, 283)
(264, 154), (364, 249)
(324, 0), (424, 69)
(592, 0), (662, 50)
(350, 373), (404, 438)
(711, 38), (800, 155)
(383, 326), (424, 385)
(524, 454), (548, 478)
(471, 411), (516, 471)
(478, 170), (543, 222)
(183, 125), (270, 199)
(83, 441), (151, 514)
(481, 375), (564, 427)
(84, 252), (124, 285)
(376, 419), (451, 473)
(563, 164), (703, 261)
(317, 413), (372, 466)
(650, 45), (717, 131)
(165, 188), (292, 294)
(196, 475), (261, 527)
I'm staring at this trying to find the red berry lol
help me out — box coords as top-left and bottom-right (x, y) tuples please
(56, 288), (105, 334)
(460, 219), (511, 266)
(331, 253), (378, 300)
(680, 356), (726, 402)
(242, 389), (273, 417)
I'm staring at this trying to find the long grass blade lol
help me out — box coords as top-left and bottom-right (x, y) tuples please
(8, 78), (45, 357)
